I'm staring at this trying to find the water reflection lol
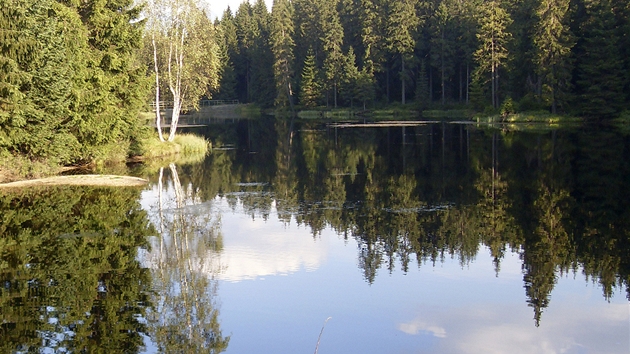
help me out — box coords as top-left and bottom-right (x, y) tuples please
(0, 187), (153, 353)
(189, 118), (630, 327)
(141, 165), (229, 352)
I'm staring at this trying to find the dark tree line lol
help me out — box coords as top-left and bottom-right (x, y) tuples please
(213, 0), (630, 118)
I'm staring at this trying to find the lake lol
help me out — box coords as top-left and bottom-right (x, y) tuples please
(1, 117), (629, 353)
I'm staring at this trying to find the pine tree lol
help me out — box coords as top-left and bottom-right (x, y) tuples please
(415, 59), (430, 109)
(340, 47), (361, 107)
(612, 0), (630, 103)
(250, 0), (276, 106)
(234, 2), (257, 102)
(71, 0), (147, 150)
(321, 0), (346, 108)
(299, 49), (321, 107)
(0, 0), (84, 162)
(429, 0), (456, 105)
(573, 0), (625, 119)
(270, 0), (296, 108)
(385, 0), (420, 104)
(534, 0), (575, 113)
(474, 0), (512, 109)
(355, 68), (376, 110)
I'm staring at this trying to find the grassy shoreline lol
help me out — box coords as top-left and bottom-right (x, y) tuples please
(0, 133), (210, 184)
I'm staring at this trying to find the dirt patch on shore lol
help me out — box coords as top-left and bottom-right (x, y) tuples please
(0, 175), (149, 188)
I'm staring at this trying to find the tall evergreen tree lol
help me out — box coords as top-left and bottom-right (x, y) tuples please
(234, 2), (257, 102)
(385, 0), (420, 104)
(573, 0), (625, 119)
(321, 0), (346, 108)
(415, 59), (430, 109)
(534, 0), (575, 113)
(429, 0), (457, 105)
(340, 47), (361, 107)
(270, 0), (296, 108)
(250, 0), (276, 106)
(474, 0), (512, 109)
(71, 0), (147, 151)
(299, 49), (321, 107)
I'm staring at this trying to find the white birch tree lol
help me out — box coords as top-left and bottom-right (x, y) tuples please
(144, 0), (221, 142)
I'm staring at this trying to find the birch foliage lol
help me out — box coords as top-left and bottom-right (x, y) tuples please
(144, 0), (220, 142)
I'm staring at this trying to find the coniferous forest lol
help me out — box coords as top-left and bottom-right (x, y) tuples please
(1, 0), (629, 166)
(215, 0), (630, 117)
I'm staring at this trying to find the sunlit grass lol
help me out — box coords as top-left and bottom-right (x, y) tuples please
(476, 111), (583, 124)
(136, 133), (210, 159)
(174, 133), (211, 155)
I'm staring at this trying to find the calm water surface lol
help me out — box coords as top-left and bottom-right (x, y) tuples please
(1, 118), (629, 353)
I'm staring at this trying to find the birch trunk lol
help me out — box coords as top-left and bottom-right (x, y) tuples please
(152, 31), (165, 141)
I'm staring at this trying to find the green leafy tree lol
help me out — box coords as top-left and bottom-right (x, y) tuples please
(145, 0), (221, 141)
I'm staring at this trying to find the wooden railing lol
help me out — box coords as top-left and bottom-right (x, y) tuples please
(150, 99), (240, 110)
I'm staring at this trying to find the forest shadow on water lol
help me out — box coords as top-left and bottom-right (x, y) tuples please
(1, 117), (630, 352)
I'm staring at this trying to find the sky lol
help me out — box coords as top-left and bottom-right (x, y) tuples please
(205, 0), (272, 20)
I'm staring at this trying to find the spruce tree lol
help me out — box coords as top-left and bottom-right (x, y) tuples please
(0, 0), (85, 163)
(474, 0), (512, 109)
(415, 59), (430, 109)
(321, 0), (346, 108)
(250, 0), (276, 106)
(429, 0), (456, 105)
(573, 0), (625, 119)
(533, 0), (575, 113)
(234, 2), (257, 102)
(270, 0), (296, 108)
(340, 47), (361, 107)
(385, 0), (420, 104)
(71, 0), (147, 153)
(299, 49), (321, 107)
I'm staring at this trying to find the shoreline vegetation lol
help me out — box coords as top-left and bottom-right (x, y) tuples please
(0, 133), (209, 185)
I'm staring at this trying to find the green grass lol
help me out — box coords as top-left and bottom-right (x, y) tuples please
(475, 111), (583, 124)
(135, 133), (210, 159)
(174, 133), (211, 155)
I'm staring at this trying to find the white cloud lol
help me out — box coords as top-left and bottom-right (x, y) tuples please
(217, 199), (330, 282)
(398, 301), (629, 354)
(398, 319), (447, 338)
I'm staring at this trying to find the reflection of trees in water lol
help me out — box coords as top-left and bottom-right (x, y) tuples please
(145, 165), (229, 353)
(180, 120), (630, 326)
(0, 187), (154, 353)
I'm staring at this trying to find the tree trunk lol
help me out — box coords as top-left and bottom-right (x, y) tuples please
(386, 68), (390, 103)
(401, 55), (405, 105)
(152, 34), (165, 142)
(466, 63), (469, 104)
(441, 30), (445, 105)
(429, 66), (433, 102)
